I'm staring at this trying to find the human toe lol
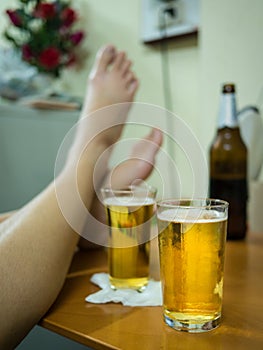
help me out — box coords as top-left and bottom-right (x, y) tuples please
(127, 77), (139, 96)
(121, 59), (132, 76)
(148, 128), (163, 147)
(113, 51), (126, 70)
(94, 45), (116, 74)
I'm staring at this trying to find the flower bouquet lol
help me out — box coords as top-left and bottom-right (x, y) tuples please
(4, 0), (85, 78)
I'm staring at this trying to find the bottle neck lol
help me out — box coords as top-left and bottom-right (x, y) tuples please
(217, 93), (238, 128)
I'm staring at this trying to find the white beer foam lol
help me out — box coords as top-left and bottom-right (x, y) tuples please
(104, 196), (155, 207)
(158, 208), (226, 223)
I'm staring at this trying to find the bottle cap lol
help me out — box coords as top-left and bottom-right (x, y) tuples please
(222, 83), (235, 93)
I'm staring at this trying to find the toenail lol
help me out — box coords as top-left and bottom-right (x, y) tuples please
(106, 46), (115, 54)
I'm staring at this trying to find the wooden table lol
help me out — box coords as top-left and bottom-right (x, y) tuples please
(40, 232), (263, 350)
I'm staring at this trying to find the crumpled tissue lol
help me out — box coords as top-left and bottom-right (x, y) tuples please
(85, 273), (162, 307)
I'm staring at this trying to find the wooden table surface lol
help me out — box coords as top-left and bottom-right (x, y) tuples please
(40, 232), (263, 350)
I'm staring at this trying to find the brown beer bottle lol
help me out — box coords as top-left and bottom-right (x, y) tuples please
(209, 83), (248, 240)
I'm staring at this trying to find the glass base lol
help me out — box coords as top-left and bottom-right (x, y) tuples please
(164, 314), (221, 333)
(109, 276), (148, 292)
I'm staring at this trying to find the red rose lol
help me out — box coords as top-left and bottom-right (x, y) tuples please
(6, 9), (23, 27)
(39, 47), (60, 69)
(34, 3), (56, 19)
(61, 7), (76, 27)
(22, 44), (33, 61)
(69, 31), (84, 45)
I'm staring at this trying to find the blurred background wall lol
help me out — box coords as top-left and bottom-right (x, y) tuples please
(1, 0), (263, 199)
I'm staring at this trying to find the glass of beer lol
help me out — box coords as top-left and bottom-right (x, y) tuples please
(101, 185), (157, 291)
(157, 199), (228, 332)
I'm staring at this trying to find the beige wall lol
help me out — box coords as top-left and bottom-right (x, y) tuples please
(200, 0), (263, 152)
(1, 0), (263, 196)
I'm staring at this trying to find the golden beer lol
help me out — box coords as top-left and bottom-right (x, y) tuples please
(157, 200), (228, 332)
(103, 189), (156, 291)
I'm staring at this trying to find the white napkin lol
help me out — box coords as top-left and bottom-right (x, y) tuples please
(85, 273), (162, 306)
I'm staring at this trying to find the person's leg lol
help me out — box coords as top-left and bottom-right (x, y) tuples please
(0, 45), (139, 349)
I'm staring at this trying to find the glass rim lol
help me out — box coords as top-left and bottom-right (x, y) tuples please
(101, 184), (157, 196)
(157, 198), (229, 209)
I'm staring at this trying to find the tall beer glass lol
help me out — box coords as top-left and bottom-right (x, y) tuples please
(101, 185), (157, 291)
(157, 199), (228, 332)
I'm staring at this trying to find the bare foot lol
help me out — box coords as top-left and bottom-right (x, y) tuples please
(68, 45), (139, 162)
(83, 44), (139, 114)
(79, 128), (163, 248)
(107, 128), (163, 188)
